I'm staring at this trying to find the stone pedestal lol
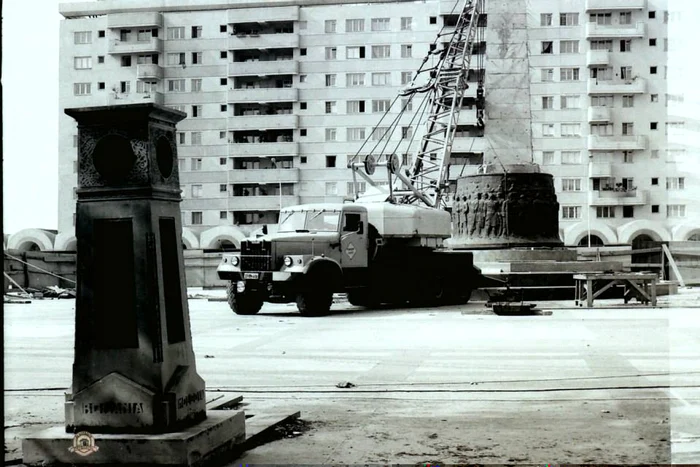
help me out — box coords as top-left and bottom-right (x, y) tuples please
(450, 164), (562, 248)
(22, 104), (245, 466)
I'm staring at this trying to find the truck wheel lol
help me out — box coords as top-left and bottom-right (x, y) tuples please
(296, 285), (333, 317)
(226, 282), (263, 315)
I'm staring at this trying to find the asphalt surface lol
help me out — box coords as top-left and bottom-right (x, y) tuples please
(4, 288), (700, 464)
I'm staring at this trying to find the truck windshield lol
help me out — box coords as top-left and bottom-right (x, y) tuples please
(278, 210), (341, 233)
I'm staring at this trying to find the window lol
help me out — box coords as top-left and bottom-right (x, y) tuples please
(74, 31), (92, 44)
(220, 211), (228, 220)
(219, 50), (228, 59)
(191, 132), (202, 145)
(623, 151), (633, 163)
(651, 177), (659, 185)
(622, 122), (634, 135)
(620, 40), (632, 52)
(325, 101), (337, 114)
(560, 95), (580, 109)
(168, 27), (185, 39)
(373, 99), (391, 113)
(620, 66), (633, 80)
(619, 11), (632, 25)
(191, 26), (202, 38)
(651, 94), (659, 103)
(220, 24), (227, 33)
(97, 56), (104, 63)
(73, 83), (91, 95)
(562, 178), (582, 192)
(649, 11), (656, 19)
(168, 79), (186, 92)
(401, 71), (412, 85)
(542, 124), (555, 137)
(325, 182), (338, 196)
(650, 122), (658, 130)
(325, 74), (336, 87)
(347, 46), (366, 59)
(136, 80), (156, 93)
(346, 19), (365, 32)
(325, 20), (336, 33)
(542, 96), (554, 109)
(561, 123), (581, 137)
(191, 105), (202, 117)
(590, 40), (613, 51)
(347, 100), (365, 113)
(120, 29), (131, 42)
(402, 98), (413, 111)
(401, 17), (412, 30)
(347, 181), (367, 195)
(651, 205), (660, 213)
(649, 38), (657, 46)
(590, 123), (613, 136)
(220, 104), (227, 112)
(650, 66), (657, 75)
(325, 155), (337, 168)
(371, 18), (390, 31)
(429, 16), (437, 24)
(74, 56), (92, 69)
(120, 56), (132, 67)
(191, 158), (202, 170)
(299, 75), (307, 83)
(560, 68), (580, 81)
(191, 184), (203, 198)
(325, 128), (337, 141)
(622, 206), (634, 218)
(347, 73), (365, 86)
(300, 48), (307, 56)
(300, 129), (307, 137)
(401, 153), (412, 165)
(560, 40), (579, 54)
(540, 13), (552, 26)
(136, 54), (157, 65)
(401, 127), (413, 139)
(98, 82), (106, 90)
(325, 47), (337, 60)
(167, 53), (185, 66)
(590, 13), (612, 25)
(98, 30), (105, 38)
(300, 102), (307, 110)
(191, 52), (202, 64)
(560, 13), (579, 26)
(178, 133), (186, 145)
(596, 206), (615, 218)
(542, 151), (555, 165)
(401, 44), (412, 58)
(590, 66), (612, 81)
(562, 206), (581, 219)
(667, 205), (686, 218)
(347, 127), (366, 141)
(372, 127), (390, 141)
(622, 95), (634, 108)
(541, 68), (554, 81)
(191, 212), (203, 225)
(562, 151), (581, 164)
(191, 79), (202, 92)
(300, 156), (308, 163)
(219, 157), (227, 164)
(667, 177), (685, 190)
(371, 72), (391, 86)
(541, 41), (553, 54)
(137, 29), (154, 41)
(371, 45), (390, 59)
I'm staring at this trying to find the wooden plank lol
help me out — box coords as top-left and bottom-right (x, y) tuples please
(591, 279), (621, 300)
(244, 411), (302, 444)
(662, 243), (686, 287)
(208, 394), (244, 410)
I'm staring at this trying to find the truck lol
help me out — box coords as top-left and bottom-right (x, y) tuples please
(218, 0), (485, 316)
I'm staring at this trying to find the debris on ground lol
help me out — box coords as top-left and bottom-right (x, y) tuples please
(204, 355), (215, 358)
(272, 418), (312, 439)
(336, 381), (356, 388)
(39, 286), (76, 299)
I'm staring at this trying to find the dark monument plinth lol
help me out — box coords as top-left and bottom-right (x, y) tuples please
(23, 104), (246, 466)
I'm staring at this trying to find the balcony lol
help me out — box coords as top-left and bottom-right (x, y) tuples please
(588, 134), (647, 151)
(228, 114), (298, 130)
(227, 6), (299, 23)
(227, 195), (300, 211)
(586, 50), (610, 67)
(589, 162), (612, 177)
(228, 33), (299, 50)
(136, 64), (163, 80)
(107, 92), (164, 106)
(228, 168), (300, 184)
(588, 106), (612, 122)
(586, 22), (646, 39)
(108, 37), (163, 55)
(587, 77), (646, 94)
(585, 0), (646, 11)
(228, 60), (298, 77)
(107, 11), (163, 29)
(230, 142), (299, 157)
(228, 87), (298, 103)
(589, 189), (647, 206)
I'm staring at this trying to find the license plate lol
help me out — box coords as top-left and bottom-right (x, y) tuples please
(243, 273), (259, 280)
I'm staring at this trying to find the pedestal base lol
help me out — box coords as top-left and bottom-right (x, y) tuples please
(22, 411), (245, 467)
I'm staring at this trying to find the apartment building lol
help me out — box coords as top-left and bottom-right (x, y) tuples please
(56, 0), (698, 251)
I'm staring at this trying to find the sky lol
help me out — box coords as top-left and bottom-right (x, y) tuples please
(2, 1), (71, 235)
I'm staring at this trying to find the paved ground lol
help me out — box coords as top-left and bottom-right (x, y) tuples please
(4, 288), (700, 464)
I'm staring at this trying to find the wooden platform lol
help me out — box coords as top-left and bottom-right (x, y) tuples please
(574, 272), (658, 308)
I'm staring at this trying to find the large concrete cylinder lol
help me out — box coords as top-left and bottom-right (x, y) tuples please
(450, 164), (562, 248)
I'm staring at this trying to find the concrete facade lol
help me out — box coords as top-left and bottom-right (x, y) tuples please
(51, 0), (699, 250)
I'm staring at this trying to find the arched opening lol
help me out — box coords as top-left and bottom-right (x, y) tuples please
(182, 243), (188, 250)
(217, 239), (237, 251)
(688, 233), (700, 242)
(630, 233), (665, 276)
(578, 234), (605, 247)
(16, 241), (42, 252)
(64, 239), (77, 252)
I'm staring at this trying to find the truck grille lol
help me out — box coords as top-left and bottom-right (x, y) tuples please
(241, 240), (272, 271)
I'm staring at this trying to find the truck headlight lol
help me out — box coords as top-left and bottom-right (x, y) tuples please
(283, 256), (293, 267)
(236, 281), (245, 293)
(231, 256), (240, 266)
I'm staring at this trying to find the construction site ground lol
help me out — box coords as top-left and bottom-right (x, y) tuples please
(5, 288), (700, 465)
